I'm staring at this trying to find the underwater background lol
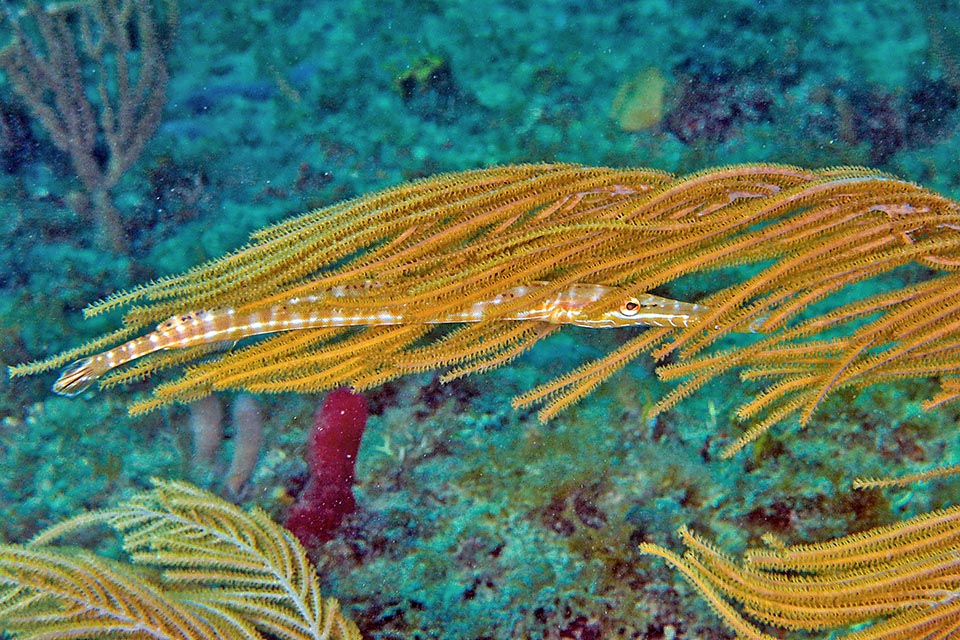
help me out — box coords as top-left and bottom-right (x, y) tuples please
(2, 0), (960, 637)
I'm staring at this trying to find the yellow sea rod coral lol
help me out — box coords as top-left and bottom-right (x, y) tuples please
(10, 163), (960, 457)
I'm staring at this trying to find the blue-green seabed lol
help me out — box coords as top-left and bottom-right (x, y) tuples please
(2, 1), (960, 637)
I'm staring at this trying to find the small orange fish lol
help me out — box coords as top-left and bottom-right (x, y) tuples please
(52, 282), (708, 397)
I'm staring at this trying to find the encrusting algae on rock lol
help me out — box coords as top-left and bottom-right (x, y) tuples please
(610, 67), (668, 131)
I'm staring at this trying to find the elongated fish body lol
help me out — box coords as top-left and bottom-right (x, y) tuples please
(52, 282), (709, 397)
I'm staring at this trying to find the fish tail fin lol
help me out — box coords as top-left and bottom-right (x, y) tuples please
(52, 357), (101, 396)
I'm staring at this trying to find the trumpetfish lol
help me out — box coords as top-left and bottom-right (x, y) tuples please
(52, 282), (710, 397)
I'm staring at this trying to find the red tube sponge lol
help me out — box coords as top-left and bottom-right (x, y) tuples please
(285, 388), (368, 546)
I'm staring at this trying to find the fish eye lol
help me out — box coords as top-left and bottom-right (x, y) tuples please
(620, 298), (640, 316)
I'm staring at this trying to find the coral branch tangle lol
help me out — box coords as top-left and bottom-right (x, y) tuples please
(640, 505), (960, 639)
(11, 163), (960, 456)
(0, 0), (177, 252)
(0, 479), (361, 639)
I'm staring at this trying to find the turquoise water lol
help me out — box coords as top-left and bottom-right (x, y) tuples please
(2, 0), (960, 637)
